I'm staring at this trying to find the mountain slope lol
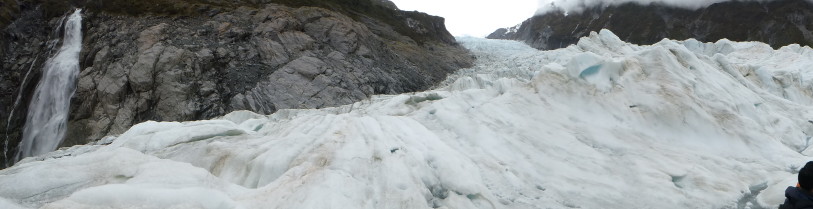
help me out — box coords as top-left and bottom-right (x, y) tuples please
(2, 30), (812, 208)
(0, 0), (473, 167)
(488, 0), (813, 50)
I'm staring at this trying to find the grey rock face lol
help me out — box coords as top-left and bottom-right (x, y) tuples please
(0, 2), (473, 167)
(488, 0), (813, 50)
(67, 4), (473, 142)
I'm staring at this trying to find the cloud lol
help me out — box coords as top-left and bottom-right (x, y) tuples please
(390, 0), (538, 37)
(535, 0), (803, 15)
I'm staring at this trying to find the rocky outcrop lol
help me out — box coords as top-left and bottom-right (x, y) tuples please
(0, 0), (473, 167)
(488, 0), (813, 50)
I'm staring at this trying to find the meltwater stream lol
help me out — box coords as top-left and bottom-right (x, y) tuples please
(14, 9), (82, 162)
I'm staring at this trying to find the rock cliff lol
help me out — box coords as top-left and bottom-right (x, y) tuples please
(0, 0), (473, 167)
(488, 0), (813, 50)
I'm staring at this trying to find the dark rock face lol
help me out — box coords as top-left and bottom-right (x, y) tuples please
(0, 0), (18, 28)
(488, 0), (813, 50)
(0, 0), (473, 167)
(0, 4), (63, 168)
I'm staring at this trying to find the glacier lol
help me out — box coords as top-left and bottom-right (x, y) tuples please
(2, 29), (813, 208)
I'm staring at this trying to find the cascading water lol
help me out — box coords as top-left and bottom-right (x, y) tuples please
(14, 9), (83, 162)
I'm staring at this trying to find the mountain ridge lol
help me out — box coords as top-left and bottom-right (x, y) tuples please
(488, 0), (813, 50)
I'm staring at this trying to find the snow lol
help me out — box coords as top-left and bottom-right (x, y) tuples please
(3, 29), (813, 208)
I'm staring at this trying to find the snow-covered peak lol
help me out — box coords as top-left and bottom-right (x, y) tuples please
(2, 30), (813, 208)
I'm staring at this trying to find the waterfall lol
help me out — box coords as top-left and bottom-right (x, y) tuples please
(14, 9), (83, 162)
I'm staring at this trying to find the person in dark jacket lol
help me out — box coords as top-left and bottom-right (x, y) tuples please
(780, 161), (813, 209)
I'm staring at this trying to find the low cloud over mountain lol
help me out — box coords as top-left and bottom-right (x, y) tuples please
(537, 0), (813, 14)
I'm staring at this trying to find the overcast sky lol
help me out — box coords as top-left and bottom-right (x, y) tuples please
(389, 0), (540, 37)
(535, 0), (784, 14)
(388, 0), (796, 38)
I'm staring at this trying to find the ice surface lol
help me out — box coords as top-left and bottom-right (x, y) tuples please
(2, 29), (813, 208)
(0, 197), (26, 209)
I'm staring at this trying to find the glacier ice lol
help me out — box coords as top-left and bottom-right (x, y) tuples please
(3, 29), (813, 208)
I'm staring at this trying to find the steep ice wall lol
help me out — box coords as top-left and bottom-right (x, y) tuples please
(2, 30), (813, 208)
